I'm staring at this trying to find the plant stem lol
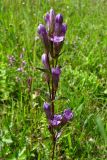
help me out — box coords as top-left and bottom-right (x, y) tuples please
(52, 138), (56, 160)
(48, 82), (51, 100)
(52, 81), (54, 115)
(51, 58), (54, 115)
(55, 58), (58, 67)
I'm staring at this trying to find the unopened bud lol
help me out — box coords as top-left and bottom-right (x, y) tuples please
(38, 24), (49, 52)
(52, 67), (61, 91)
(49, 9), (55, 34)
(41, 53), (49, 69)
(43, 102), (52, 119)
(55, 14), (63, 24)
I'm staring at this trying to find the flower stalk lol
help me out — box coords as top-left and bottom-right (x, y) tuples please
(38, 8), (73, 159)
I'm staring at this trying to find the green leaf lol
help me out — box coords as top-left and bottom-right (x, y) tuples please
(96, 116), (107, 145)
(36, 67), (50, 74)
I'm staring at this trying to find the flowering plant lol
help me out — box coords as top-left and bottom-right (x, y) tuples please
(38, 9), (73, 159)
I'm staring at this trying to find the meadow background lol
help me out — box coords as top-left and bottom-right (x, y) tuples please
(0, 0), (107, 159)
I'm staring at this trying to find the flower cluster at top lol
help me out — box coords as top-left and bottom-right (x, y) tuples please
(37, 9), (73, 137)
(38, 8), (67, 58)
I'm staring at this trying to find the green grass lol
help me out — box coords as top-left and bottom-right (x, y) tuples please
(0, 0), (107, 159)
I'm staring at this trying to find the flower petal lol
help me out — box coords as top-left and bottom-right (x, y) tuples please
(50, 114), (62, 127)
(62, 109), (73, 123)
(50, 36), (64, 43)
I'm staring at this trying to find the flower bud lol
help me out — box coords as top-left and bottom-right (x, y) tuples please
(61, 23), (67, 35)
(55, 14), (63, 24)
(45, 12), (50, 25)
(38, 24), (49, 52)
(41, 53), (49, 69)
(49, 9), (55, 34)
(38, 24), (47, 34)
(45, 9), (55, 34)
(43, 102), (52, 119)
(55, 23), (62, 36)
(52, 67), (61, 91)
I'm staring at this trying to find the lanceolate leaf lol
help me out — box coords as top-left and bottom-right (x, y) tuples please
(36, 67), (50, 74)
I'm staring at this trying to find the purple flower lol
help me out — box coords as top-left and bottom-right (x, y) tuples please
(41, 53), (49, 69)
(55, 14), (63, 24)
(50, 114), (62, 127)
(52, 67), (61, 76)
(45, 12), (50, 25)
(54, 14), (63, 36)
(54, 23), (67, 39)
(61, 23), (67, 35)
(50, 36), (64, 57)
(62, 109), (73, 124)
(42, 53), (50, 83)
(54, 23), (61, 36)
(38, 24), (50, 52)
(38, 24), (47, 35)
(52, 67), (61, 90)
(50, 109), (73, 127)
(50, 36), (64, 43)
(45, 9), (55, 34)
(43, 102), (52, 119)
(49, 9), (55, 34)
(51, 23), (67, 57)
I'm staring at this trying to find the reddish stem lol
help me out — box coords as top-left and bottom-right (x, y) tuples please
(51, 58), (55, 115)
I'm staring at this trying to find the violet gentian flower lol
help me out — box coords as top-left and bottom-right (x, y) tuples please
(43, 102), (52, 119)
(41, 53), (49, 69)
(49, 14), (67, 57)
(38, 10), (73, 147)
(38, 9), (67, 58)
(45, 12), (50, 25)
(45, 9), (55, 34)
(61, 23), (67, 35)
(38, 24), (50, 53)
(42, 53), (50, 83)
(50, 36), (64, 43)
(56, 14), (63, 24)
(55, 14), (63, 36)
(62, 109), (73, 124)
(49, 109), (73, 128)
(50, 114), (62, 127)
(52, 67), (61, 91)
